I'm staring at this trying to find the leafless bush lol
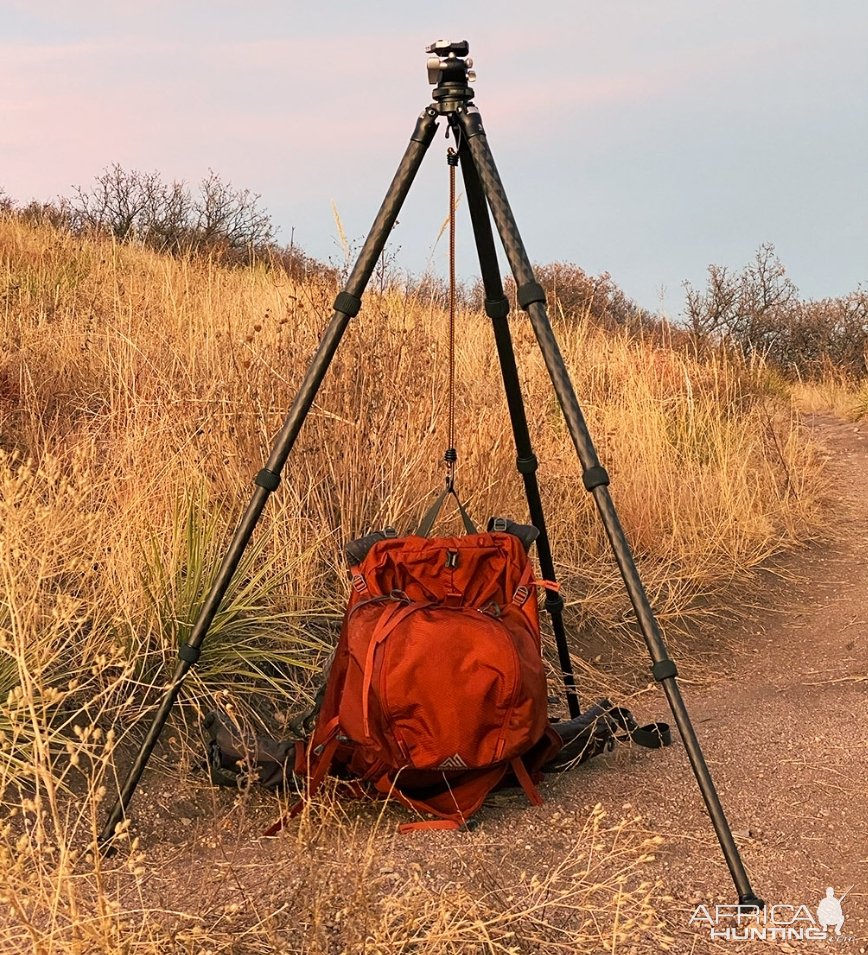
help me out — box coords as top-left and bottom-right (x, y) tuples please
(262, 242), (340, 286)
(683, 243), (798, 347)
(195, 169), (273, 254)
(18, 199), (73, 231)
(683, 244), (867, 377)
(0, 190), (71, 230)
(791, 290), (868, 372)
(533, 262), (614, 321)
(68, 164), (275, 260)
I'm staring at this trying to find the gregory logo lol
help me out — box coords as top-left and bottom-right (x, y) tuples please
(436, 753), (468, 771)
(690, 887), (853, 942)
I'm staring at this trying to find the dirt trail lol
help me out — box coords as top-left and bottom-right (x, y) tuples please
(579, 412), (867, 948)
(125, 414), (867, 953)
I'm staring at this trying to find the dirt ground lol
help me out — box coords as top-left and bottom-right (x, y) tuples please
(115, 414), (867, 953)
(569, 412), (868, 949)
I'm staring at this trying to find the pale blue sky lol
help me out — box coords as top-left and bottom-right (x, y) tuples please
(3, 1), (866, 316)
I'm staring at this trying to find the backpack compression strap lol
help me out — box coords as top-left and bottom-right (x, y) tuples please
(509, 756), (544, 806)
(262, 716), (342, 837)
(360, 599), (435, 737)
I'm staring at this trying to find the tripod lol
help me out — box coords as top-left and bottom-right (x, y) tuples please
(100, 39), (763, 910)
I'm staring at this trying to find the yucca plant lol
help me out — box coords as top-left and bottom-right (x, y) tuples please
(136, 488), (334, 717)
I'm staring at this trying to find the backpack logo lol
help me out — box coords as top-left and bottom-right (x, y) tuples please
(436, 753), (468, 771)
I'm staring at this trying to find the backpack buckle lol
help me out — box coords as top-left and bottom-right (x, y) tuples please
(352, 573), (368, 594)
(478, 601), (502, 618)
(513, 584), (531, 606)
(383, 526), (398, 538)
(491, 517), (508, 532)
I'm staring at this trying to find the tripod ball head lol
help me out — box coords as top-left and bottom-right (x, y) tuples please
(426, 39), (476, 88)
(426, 39), (469, 57)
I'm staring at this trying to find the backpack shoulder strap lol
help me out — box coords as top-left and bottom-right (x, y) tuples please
(606, 706), (672, 749)
(417, 486), (476, 536)
(544, 701), (671, 772)
(344, 527), (398, 566)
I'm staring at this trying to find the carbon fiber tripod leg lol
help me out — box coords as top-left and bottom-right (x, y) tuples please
(456, 131), (580, 719)
(98, 106), (441, 849)
(455, 105), (763, 910)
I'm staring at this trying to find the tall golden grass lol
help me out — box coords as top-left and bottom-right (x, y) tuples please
(0, 215), (826, 951)
(789, 371), (868, 421)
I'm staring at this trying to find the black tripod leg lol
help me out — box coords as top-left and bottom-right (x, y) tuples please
(99, 106), (441, 849)
(457, 133), (580, 719)
(456, 106), (763, 909)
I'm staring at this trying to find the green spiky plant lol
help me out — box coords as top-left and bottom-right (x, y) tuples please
(136, 488), (336, 723)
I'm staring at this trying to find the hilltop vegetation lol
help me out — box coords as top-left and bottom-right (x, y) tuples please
(5, 166), (867, 379)
(0, 210), (846, 952)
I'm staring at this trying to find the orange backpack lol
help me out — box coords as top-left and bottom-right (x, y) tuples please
(298, 514), (562, 830)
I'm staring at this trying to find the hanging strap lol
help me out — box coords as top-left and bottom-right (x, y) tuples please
(416, 142), (474, 534)
(444, 145), (459, 491)
(417, 485), (477, 536)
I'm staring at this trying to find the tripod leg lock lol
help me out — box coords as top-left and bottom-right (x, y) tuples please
(254, 468), (281, 491)
(582, 466), (610, 491)
(485, 296), (510, 319)
(651, 659), (678, 681)
(517, 282), (546, 309)
(413, 109), (440, 144)
(544, 594), (565, 614)
(179, 643), (202, 664)
(333, 291), (362, 317)
(516, 454), (538, 475)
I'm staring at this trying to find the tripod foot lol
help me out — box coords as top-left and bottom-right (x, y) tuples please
(737, 893), (765, 913)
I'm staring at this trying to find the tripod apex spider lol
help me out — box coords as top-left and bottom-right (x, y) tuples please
(100, 39), (764, 912)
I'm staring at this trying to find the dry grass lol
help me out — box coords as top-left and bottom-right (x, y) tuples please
(0, 216), (829, 951)
(1, 751), (675, 953)
(789, 373), (868, 421)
